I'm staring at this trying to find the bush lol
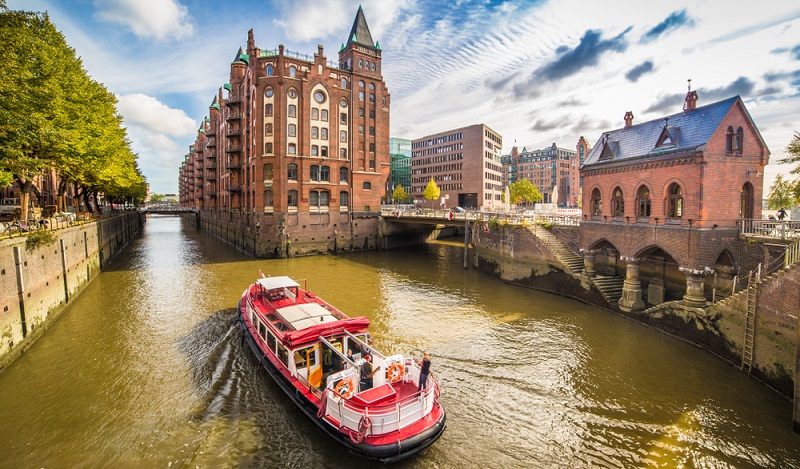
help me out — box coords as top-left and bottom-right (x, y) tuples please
(25, 229), (57, 251)
(488, 218), (500, 229)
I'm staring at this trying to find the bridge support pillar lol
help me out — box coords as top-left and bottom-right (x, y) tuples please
(581, 249), (597, 278)
(618, 256), (645, 312)
(680, 267), (709, 308)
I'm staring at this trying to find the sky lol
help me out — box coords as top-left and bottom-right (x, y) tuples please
(8, 0), (800, 195)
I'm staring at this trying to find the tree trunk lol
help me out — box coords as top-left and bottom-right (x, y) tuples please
(14, 177), (34, 221)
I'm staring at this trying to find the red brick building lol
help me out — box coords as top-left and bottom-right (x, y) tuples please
(579, 91), (769, 311)
(501, 143), (576, 205)
(179, 7), (391, 256)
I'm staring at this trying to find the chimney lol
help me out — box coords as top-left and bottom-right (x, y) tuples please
(683, 79), (698, 111)
(624, 111), (634, 128)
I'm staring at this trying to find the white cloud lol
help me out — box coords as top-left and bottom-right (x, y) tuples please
(116, 94), (197, 137)
(93, 0), (194, 41)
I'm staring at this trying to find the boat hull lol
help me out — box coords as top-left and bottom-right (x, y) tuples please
(237, 301), (446, 463)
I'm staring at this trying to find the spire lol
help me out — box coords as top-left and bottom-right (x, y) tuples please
(345, 5), (376, 48)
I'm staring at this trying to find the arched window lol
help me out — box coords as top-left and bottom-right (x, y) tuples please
(321, 110), (328, 121)
(265, 123), (273, 136)
(340, 148), (347, 159)
(263, 163), (273, 181)
(265, 142), (273, 154)
(265, 103), (273, 116)
(288, 190), (298, 207)
(735, 127), (743, 153)
(340, 131), (347, 142)
(321, 128), (328, 140)
(611, 187), (624, 217)
(637, 186), (651, 218)
(311, 126), (319, 138)
(288, 105), (296, 117)
(311, 145), (319, 156)
(310, 190), (329, 208)
(266, 64), (273, 76)
(288, 143), (296, 155)
(339, 167), (348, 183)
(726, 126), (734, 153)
(668, 183), (683, 219)
(288, 124), (296, 136)
(372, 63), (376, 71)
(311, 108), (319, 120)
(321, 146), (328, 157)
(287, 163), (298, 180)
(289, 65), (297, 78)
(591, 188), (602, 216)
(264, 190), (273, 208)
(341, 78), (347, 89)
(339, 191), (349, 208)
(363, 182), (371, 190)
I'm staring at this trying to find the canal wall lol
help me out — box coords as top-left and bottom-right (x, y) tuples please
(0, 212), (141, 370)
(471, 222), (799, 399)
(187, 209), (388, 257)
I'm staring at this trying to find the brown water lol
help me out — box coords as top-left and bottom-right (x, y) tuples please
(0, 215), (798, 468)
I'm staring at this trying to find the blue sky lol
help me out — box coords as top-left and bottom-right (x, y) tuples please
(8, 0), (800, 194)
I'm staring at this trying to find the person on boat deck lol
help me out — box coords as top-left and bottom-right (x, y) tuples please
(360, 355), (377, 390)
(418, 352), (432, 392)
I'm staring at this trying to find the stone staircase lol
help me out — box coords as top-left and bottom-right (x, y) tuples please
(591, 275), (625, 304)
(528, 225), (584, 276)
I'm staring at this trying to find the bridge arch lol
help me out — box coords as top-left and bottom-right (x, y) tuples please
(632, 245), (684, 304)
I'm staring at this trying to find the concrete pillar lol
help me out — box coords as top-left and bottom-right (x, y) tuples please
(581, 249), (597, 278)
(680, 266), (709, 308)
(619, 256), (645, 312)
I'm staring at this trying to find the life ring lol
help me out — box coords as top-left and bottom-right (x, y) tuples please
(386, 362), (404, 383)
(335, 378), (355, 399)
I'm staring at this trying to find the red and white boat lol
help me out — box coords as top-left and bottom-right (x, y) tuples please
(238, 274), (446, 463)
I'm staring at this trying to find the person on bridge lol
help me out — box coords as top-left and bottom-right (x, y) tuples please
(777, 207), (787, 221)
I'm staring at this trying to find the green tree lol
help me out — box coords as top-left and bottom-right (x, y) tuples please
(423, 178), (440, 208)
(391, 184), (411, 202)
(150, 193), (165, 203)
(786, 133), (800, 205)
(504, 179), (543, 205)
(767, 174), (796, 209)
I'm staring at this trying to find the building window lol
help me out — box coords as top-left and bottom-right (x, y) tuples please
(288, 163), (298, 180)
(321, 146), (328, 157)
(288, 190), (298, 206)
(265, 142), (273, 154)
(369, 83), (375, 90)
(311, 108), (319, 120)
(359, 91), (365, 101)
(265, 104), (273, 116)
(310, 165), (329, 182)
(311, 126), (319, 138)
(289, 66), (297, 78)
(266, 64), (273, 76)
(321, 128), (328, 140)
(668, 183), (683, 219)
(369, 159), (375, 170)
(288, 143), (296, 155)
(369, 143), (375, 153)
(358, 59), (363, 68)
(311, 145), (319, 156)
(340, 191), (348, 207)
(340, 148), (347, 159)
(637, 186), (651, 218)
(735, 127), (743, 153)
(359, 80), (364, 87)
(358, 125), (364, 135)
(611, 187), (624, 217)
(288, 105), (296, 117)
(363, 182), (371, 190)
(372, 63), (376, 71)
(310, 190), (329, 208)
(369, 109), (375, 119)
(340, 131), (347, 142)
(341, 78), (347, 89)
(288, 89), (297, 98)
(265, 88), (273, 98)
(321, 110), (328, 121)
(369, 93), (375, 103)
(263, 163), (273, 181)
(265, 123), (273, 136)
(264, 190), (273, 207)
(288, 124), (296, 136)
(314, 91), (326, 104)
(339, 167), (348, 183)
(369, 126), (375, 136)
(340, 99), (347, 108)
(591, 188), (602, 216)
(340, 113), (347, 124)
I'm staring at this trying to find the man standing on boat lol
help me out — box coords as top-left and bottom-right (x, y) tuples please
(418, 352), (432, 392)
(361, 355), (377, 390)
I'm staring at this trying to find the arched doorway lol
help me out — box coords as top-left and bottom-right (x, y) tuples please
(740, 182), (754, 220)
(708, 249), (738, 301)
(636, 246), (682, 305)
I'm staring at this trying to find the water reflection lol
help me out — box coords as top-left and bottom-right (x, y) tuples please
(0, 216), (797, 468)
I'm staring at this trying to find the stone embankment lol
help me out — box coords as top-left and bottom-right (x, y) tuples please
(0, 212), (142, 370)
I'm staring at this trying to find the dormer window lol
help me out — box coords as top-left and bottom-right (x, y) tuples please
(599, 140), (619, 161)
(655, 126), (679, 149)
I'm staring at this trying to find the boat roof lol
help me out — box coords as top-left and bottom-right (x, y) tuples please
(257, 276), (300, 290)
(276, 302), (339, 330)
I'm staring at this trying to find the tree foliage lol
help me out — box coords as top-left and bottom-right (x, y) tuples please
(391, 184), (411, 201)
(0, 6), (144, 218)
(505, 179), (543, 205)
(423, 178), (440, 206)
(767, 174), (796, 209)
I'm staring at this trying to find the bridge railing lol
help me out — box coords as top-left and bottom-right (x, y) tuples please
(380, 206), (581, 227)
(740, 219), (800, 240)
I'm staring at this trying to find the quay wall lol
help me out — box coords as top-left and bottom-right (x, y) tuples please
(471, 223), (798, 398)
(0, 212), (141, 370)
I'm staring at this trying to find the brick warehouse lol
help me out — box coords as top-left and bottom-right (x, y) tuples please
(179, 7), (390, 257)
(579, 89), (770, 311)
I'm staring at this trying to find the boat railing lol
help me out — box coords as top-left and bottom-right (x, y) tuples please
(344, 330), (385, 361)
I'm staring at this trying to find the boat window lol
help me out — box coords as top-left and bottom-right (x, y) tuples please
(258, 322), (266, 340)
(294, 346), (317, 369)
(266, 313), (279, 322)
(277, 345), (288, 365)
(275, 323), (289, 331)
(267, 331), (276, 352)
(251, 312), (256, 324)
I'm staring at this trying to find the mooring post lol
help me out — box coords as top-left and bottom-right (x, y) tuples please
(463, 219), (469, 269)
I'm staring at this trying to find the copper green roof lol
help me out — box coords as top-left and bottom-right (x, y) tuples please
(211, 95), (220, 110)
(232, 47), (248, 64)
(223, 83), (232, 91)
(345, 6), (376, 49)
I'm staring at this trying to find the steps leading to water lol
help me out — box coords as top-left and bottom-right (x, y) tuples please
(528, 226), (584, 276)
(591, 274), (625, 304)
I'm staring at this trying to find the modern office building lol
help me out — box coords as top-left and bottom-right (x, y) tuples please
(500, 143), (577, 204)
(410, 124), (503, 209)
(389, 137), (412, 195)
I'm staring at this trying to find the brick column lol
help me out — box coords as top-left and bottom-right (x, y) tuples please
(581, 249), (597, 278)
(619, 256), (644, 312)
(680, 267), (709, 308)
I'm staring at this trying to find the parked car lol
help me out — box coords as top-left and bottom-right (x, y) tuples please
(450, 206), (466, 213)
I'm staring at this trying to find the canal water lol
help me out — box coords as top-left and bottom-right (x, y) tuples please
(0, 215), (798, 468)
